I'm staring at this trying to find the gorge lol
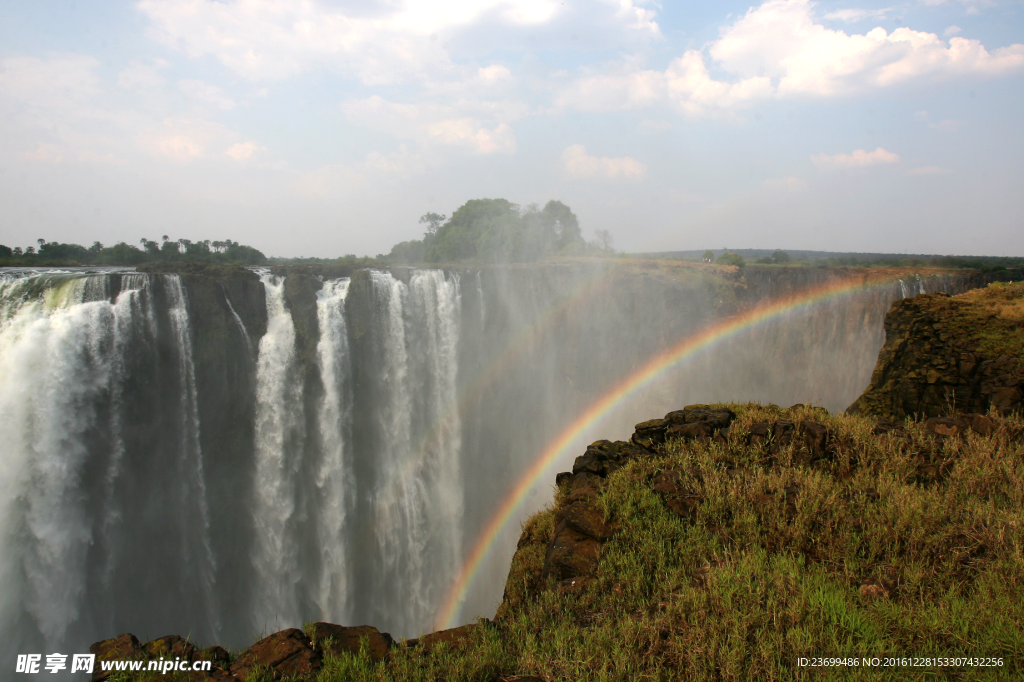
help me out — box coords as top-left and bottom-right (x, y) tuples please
(0, 261), (997, 665)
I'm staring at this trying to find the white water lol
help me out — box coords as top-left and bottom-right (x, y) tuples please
(0, 273), (216, 665)
(367, 270), (464, 635)
(314, 278), (353, 622)
(251, 273), (305, 631)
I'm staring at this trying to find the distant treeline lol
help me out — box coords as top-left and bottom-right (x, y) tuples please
(0, 237), (267, 266)
(387, 198), (598, 264)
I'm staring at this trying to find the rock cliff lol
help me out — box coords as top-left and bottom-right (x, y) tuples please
(848, 281), (1023, 418)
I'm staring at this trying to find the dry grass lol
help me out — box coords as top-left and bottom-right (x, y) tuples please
(945, 281), (1024, 358)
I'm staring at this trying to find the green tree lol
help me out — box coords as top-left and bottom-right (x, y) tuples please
(702, 250), (715, 263)
(717, 252), (745, 267)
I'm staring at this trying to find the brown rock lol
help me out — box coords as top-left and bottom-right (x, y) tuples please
(310, 623), (393, 662)
(557, 500), (611, 540)
(632, 418), (668, 449)
(90, 634), (143, 682)
(415, 623), (478, 650)
(923, 417), (968, 437)
(229, 628), (320, 681)
(965, 413), (997, 436)
(142, 634), (200, 662)
(542, 527), (602, 581)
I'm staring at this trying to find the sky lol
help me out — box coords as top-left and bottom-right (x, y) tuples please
(0, 0), (1022, 258)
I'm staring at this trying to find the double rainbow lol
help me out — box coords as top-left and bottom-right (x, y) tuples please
(435, 271), (906, 630)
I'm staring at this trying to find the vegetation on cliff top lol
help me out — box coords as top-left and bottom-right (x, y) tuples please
(944, 281), (1024, 359)
(386, 198), (595, 264)
(0, 237), (266, 266)
(109, 403), (1023, 681)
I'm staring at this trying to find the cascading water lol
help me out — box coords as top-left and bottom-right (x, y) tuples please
(314, 278), (354, 623)
(251, 273), (306, 631)
(359, 270), (464, 636)
(0, 271), (217, 668)
(0, 263), (997, 667)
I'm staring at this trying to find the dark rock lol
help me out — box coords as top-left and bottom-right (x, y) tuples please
(923, 417), (969, 438)
(541, 528), (602, 582)
(415, 623), (478, 650)
(142, 634), (200, 662)
(632, 418), (669, 449)
(557, 500), (611, 540)
(310, 622), (393, 662)
(555, 471), (572, 488)
(964, 413), (997, 436)
(229, 628), (320, 681)
(90, 634), (143, 682)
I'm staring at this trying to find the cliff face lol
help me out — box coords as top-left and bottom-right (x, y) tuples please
(848, 281), (1024, 419)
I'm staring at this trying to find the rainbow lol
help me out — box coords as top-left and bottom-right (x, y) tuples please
(435, 272), (904, 629)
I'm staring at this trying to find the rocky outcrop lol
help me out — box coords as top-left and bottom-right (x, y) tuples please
(849, 283), (1024, 419)
(497, 405), (735, 615)
(90, 624), (394, 681)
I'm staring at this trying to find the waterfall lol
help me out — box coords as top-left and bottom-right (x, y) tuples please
(221, 283), (254, 353)
(251, 273), (305, 631)
(164, 276), (219, 637)
(0, 263), (996, 656)
(314, 278), (353, 623)
(365, 270), (463, 636)
(0, 272), (218, 663)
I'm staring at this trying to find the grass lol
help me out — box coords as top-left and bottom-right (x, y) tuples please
(942, 281), (1024, 359)
(115, 403), (1023, 681)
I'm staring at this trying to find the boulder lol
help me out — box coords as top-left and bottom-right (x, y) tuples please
(310, 623), (393, 662)
(412, 623), (479, 650)
(229, 628), (320, 681)
(90, 634), (143, 682)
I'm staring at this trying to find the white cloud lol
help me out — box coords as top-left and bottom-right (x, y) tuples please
(944, 26), (962, 37)
(905, 165), (952, 175)
(225, 141), (265, 161)
(557, 0), (1024, 115)
(137, 0), (563, 83)
(178, 79), (236, 110)
(139, 118), (255, 160)
(823, 7), (894, 22)
(477, 64), (512, 83)
(341, 96), (516, 154)
(811, 147), (900, 169)
(561, 144), (647, 179)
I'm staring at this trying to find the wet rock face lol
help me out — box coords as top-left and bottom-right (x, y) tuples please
(849, 288), (1023, 419)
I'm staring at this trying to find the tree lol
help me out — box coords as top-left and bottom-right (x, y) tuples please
(594, 229), (614, 253)
(89, 241), (104, 253)
(419, 212), (446, 236)
(717, 252), (745, 267)
(770, 250), (791, 264)
(702, 250), (714, 263)
(542, 200), (582, 249)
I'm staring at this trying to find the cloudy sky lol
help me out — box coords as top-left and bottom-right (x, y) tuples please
(1, 0), (1022, 258)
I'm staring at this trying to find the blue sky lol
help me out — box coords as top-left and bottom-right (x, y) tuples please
(1, 0), (1021, 257)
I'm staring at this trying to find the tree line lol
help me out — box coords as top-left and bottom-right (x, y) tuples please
(388, 198), (605, 264)
(0, 236), (267, 266)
